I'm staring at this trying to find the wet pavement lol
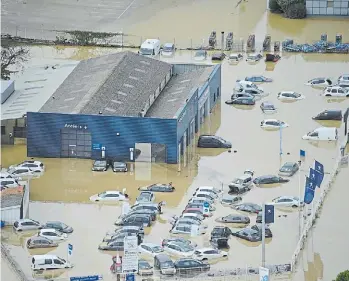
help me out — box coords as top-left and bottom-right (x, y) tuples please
(1, 256), (20, 281)
(1, 45), (349, 280)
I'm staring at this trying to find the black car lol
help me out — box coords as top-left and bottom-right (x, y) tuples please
(253, 175), (289, 185)
(278, 162), (299, 177)
(251, 224), (273, 238)
(312, 110), (342, 121)
(198, 135), (232, 148)
(235, 203), (262, 214)
(119, 209), (157, 222)
(174, 258), (210, 274)
(92, 160), (109, 172)
(231, 92), (253, 100)
(232, 228), (261, 242)
(226, 97), (255, 105)
(211, 53), (226, 61)
(44, 221), (73, 233)
(210, 226), (232, 248)
(138, 183), (175, 192)
(116, 214), (152, 227)
(111, 161), (128, 172)
(215, 214), (250, 224)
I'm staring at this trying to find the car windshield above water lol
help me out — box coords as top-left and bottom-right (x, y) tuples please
(94, 161), (106, 167)
(162, 261), (174, 268)
(163, 44), (174, 51)
(140, 48), (153, 55)
(98, 191), (107, 197)
(195, 50), (206, 57)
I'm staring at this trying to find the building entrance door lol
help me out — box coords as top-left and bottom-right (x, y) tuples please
(61, 128), (92, 158)
(68, 145), (77, 157)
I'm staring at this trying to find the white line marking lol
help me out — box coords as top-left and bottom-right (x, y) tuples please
(117, 0), (136, 19)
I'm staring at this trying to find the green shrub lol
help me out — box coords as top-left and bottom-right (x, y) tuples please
(284, 2), (307, 18)
(269, 0), (282, 12)
(335, 270), (349, 281)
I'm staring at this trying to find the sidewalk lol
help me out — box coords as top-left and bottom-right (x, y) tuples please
(1, 256), (19, 281)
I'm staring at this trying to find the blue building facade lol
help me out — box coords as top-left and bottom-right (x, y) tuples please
(27, 64), (221, 164)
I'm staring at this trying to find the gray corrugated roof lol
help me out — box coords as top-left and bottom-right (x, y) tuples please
(146, 66), (214, 118)
(0, 193), (23, 208)
(40, 51), (172, 117)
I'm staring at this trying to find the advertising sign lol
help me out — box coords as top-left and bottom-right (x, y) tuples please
(203, 201), (210, 216)
(123, 236), (138, 273)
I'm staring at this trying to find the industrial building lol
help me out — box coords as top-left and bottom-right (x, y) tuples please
(27, 51), (221, 164)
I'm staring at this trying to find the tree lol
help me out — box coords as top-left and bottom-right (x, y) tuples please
(335, 270), (349, 281)
(1, 44), (30, 80)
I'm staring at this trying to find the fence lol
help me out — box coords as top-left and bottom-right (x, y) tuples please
(290, 145), (345, 271)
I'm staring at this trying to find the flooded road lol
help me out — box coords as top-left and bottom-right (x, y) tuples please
(1, 45), (349, 280)
(1, 256), (20, 281)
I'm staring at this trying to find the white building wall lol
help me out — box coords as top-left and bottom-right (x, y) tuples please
(0, 206), (21, 225)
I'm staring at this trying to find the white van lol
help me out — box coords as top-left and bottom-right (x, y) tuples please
(139, 39), (161, 57)
(31, 255), (72, 271)
(302, 127), (338, 141)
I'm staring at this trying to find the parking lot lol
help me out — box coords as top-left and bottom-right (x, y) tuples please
(1, 53), (349, 280)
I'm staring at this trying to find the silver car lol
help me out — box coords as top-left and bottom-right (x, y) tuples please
(14, 219), (43, 231)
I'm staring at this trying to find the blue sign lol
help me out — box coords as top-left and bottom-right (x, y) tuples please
(92, 143), (101, 150)
(68, 243), (73, 255)
(203, 201), (210, 208)
(70, 275), (101, 281)
(126, 274), (135, 281)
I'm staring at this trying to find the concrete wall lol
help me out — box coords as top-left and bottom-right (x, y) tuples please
(0, 206), (21, 225)
(1, 80), (15, 104)
(1, 119), (15, 145)
(306, 0), (349, 15)
(27, 112), (178, 163)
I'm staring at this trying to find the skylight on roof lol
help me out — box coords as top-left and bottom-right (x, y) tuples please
(129, 76), (139, 81)
(135, 68), (146, 73)
(105, 107), (117, 112)
(180, 79), (191, 83)
(111, 100), (122, 104)
(117, 91), (127, 96)
(124, 84), (134, 88)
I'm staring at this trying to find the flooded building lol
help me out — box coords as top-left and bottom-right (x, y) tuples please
(27, 51), (221, 163)
(306, 0), (349, 16)
(0, 186), (29, 224)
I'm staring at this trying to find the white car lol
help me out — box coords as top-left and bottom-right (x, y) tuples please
(7, 167), (34, 178)
(38, 229), (68, 241)
(193, 187), (219, 198)
(228, 53), (243, 63)
(260, 119), (289, 129)
(246, 53), (263, 62)
(193, 191), (216, 202)
(0, 172), (20, 180)
(194, 186), (221, 195)
(1, 178), (19, 188)
(277, 91), (305, 101)
(89, 190), (129, 202)
(323, 86), (349, 97)
(9, 160), (45, 172)
(270, 196), (303, 208)
(306, 78), (332, 88)
(180, 213), (204, 221)
(138, 243), (164, 257)
(170, 224), (206, 235)
(193, 248), (228, 261)
(338, 74), (349, 84)
(188, 197), (214, 205)
(163, 242), (195, 257)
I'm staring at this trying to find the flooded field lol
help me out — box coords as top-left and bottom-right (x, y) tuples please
(1, 45), (349, 280)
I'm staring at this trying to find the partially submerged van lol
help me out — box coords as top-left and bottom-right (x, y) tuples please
(302, 127), (338, 141)
(31, 255), (72, 271)
(139, 39), (161, 57)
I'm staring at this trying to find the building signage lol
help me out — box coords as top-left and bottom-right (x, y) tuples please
(259, 267), (270, 281)
(198, 88), (210, 109)
(64, 124), (88, 130)
(92, 143), (101, 150)
(70, 275), (102, 281)
(122, 236), (138, 273)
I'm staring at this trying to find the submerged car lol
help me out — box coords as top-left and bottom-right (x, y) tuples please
(250, 224), (273, 238)
(92, 160), (109, 172)
(228, 172), (253, 194)
(260, 101), (277, 113)
(253, 175), (289, 185)
(235, 203), (262, 214)
(215, 214), (250, 224)
(44, 221), (73, 233)
(162, 43), (175, 56)
(260, 119), (289, 129)
(138, 183), (175, 192)
(162, 238), (197, 248)
(231, 92), (254, 100)
(212, 52), (226, 61)
(38, 229), (68, 241)
(220, 195), (242, 206)
(138, 259), (154, 276)
(111, 161), (127, 172)
(277, 91), (305, 101)
(27, 237), (58, 249)
(9, 160), (45, 172)
(244, 76), (273, 83)
(228, 53), (243, 62)
(198, 135), (232, 148)
(210, 226), (232, 249)
(270, 196), (303, 208)
(226, 97), (255, 105)
(163, 241), (195, 257)
(306, 78), (332, 87)
(312, 110), (342, 121)
(139, 243), (164, 257)
(193, 248), (228, 261)
(323, 86), (349, 97)
(174, 258), (210, 273)
(135, 191), (155, 205)
(194, 50), (207, 61)
(246, 53), (263, 62)
(14, 219), (43, 232)
(170, 224), (207, 235)
(232, 228), (261, 242)
(99, 239), (124, 251)
(278, 162), (299, 177)
(89, 190), (129, 202)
